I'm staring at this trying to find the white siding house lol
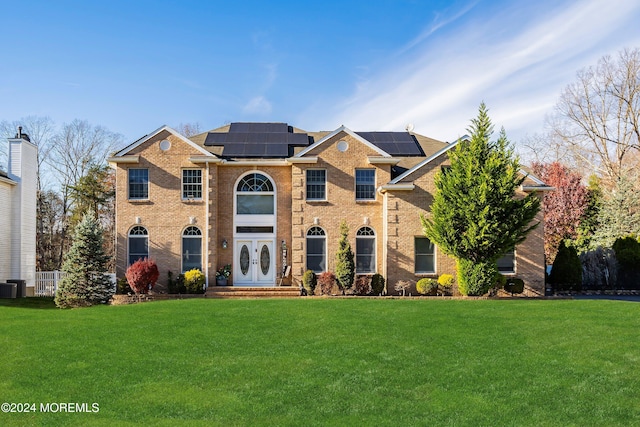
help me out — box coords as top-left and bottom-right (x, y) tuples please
(0, 130), (37, 289)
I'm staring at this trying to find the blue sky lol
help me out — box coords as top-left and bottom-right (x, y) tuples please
(2, 0), (639, 146)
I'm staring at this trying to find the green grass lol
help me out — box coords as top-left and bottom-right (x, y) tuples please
(1, 298), (639, 426)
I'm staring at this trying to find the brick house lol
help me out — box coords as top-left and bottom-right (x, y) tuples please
(108, 122), (548, 296)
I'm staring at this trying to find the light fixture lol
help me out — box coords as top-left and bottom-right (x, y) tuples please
(222, 239), (228, 249)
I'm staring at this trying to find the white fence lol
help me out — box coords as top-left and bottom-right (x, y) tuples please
(35, 271), (117, 297)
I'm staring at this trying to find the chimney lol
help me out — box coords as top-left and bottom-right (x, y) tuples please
(15, 126), (31, 142)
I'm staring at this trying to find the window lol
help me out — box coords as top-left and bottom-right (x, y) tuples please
(128, 226), (148, 265)
(306, 226), (326, 273)
(128, 169), (149, 199)
(306, 169), (326, 200)
(355, 169), (375, 200)
(236, 173), (274, 214)
(497, 250), (515, 274)
(415, 237), (435, 273)
(182, 169), (202, 199)
(356, 227), (376, 273)
(182, 226), (202, 272)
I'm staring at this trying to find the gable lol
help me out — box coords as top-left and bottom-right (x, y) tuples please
(111, 125), (214, 158)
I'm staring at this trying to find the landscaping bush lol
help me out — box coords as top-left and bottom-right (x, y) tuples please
(549, 241), (582, 292)
(167, 271), (186, 294)
(184, 269), (205, 294)
(612, 235), (640, 289)
(335, 221), (355, 295)
(370, 273), (385, 295)
(580, 247), (617, 290)
(504, 278), (525, 295)
(437, 274), (455, 295)
(116, 277), (132, 295)
(302, 270), (317, 296)
(394, 280), (413, 296)
(457, 259), (498, 296)
(354, 276), (371, 296)
(318, 272), (336, 295)
(416, 278), (438, 295)
(125, 258), (159, 294)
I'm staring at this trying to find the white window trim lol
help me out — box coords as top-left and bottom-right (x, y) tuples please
(305, 168), (328, 202)
(356, 226), (377, 274)
(306, 226), (327, 273)
(182, 226), (203, 273)
(181, 168), (203, 201)
(497, 250), (517, 275)
(128, 168), (149, 201)
(355, 168), (377, 202)
(127, 226), (149, 266)
(414, 236), (437, 275)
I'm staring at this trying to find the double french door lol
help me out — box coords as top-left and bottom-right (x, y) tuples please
(234, 239), (275, 285)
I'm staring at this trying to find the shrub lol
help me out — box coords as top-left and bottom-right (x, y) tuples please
(457, 259), (498, 296)
(184, 269), (205, 294)
(437, 274), (455, 295)
(302, 270), (317, 296)
(318, 272), (336, 295)
(612, 235), (640, 266)
(167, 270), (186, 294)
(504, 278), (525, 295)
(335, 221), (355, 295)
(612, 236), (640, 289)
(580, 247), (617, 290)
(416, 278), (438, 295)
(371, 273), (385, 295)
(354, 276), (372, 296)
(549, 241), (582, 292)
(394, 280), (413, 296)
(125, 258), (160, 294)
(116, 277), (132, 295)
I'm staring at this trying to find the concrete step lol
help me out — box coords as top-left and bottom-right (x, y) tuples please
(206, 286), (300, 299)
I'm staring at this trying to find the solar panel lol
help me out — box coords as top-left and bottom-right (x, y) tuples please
(204, 122), (311, 158)
(356, 132), (423, 156)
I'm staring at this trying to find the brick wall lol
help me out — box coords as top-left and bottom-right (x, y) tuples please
(291, 132), (390, 286)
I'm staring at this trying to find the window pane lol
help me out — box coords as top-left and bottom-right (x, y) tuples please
(128, 169), (148, 199)
(306, 170), (326, 200)
(497, 251), (515, 273)
(128, 236), (148, 265)
(356, 238), (375, 273)
(182, 169), (202, 199)
(356, 169), (375, 200)
(415, 237), (435, 273)
(183, 237), (202, 272)
(306, 237), (326, 273)
(237, 195), (274, 214)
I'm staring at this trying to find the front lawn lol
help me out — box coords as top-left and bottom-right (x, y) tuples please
(0, 298), (639, 426)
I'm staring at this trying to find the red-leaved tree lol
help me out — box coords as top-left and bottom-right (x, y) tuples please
(125, 258), (159, 294)
(532, 162), (588, 262)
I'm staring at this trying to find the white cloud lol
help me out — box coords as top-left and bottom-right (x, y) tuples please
(243, 96), (272, 115)
(318, 0), (640, 143)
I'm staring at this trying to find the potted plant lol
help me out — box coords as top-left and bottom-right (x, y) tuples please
(216, 264), (231, 286)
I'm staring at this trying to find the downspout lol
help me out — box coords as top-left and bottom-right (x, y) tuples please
(205, 161), (210, 289)
(381, 188), (388, 295)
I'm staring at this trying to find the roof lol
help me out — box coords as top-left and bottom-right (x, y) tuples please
(203, 122), (311, 158)
(111, 125), (214, 158)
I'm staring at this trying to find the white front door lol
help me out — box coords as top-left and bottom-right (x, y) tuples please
(235, 239), (275, 285)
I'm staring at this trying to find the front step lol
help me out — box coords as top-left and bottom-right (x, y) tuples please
(206, 286), (301, 299)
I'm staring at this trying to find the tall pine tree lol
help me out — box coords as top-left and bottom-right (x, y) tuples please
(55, 212), (114, 308)
(335, 221), (355, 295)
(421, 103), (540, 295)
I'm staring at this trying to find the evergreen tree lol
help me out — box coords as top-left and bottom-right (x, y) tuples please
(421, 103), (540, 295)
(55, 212), (114, 308)
(335, 221), (355, 295)
(592, 174), (640, 248)
(548, 240), (582, 292)
(573, 175), (602, 254)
